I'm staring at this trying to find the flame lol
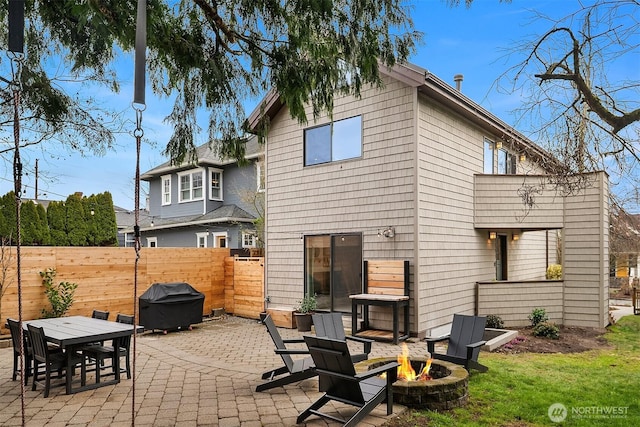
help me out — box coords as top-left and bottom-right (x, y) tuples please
(397, 343), (416, 380)
(418, 358), (433, 381)
(396, 343), (433, 382)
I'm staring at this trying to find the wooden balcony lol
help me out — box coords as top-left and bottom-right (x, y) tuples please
(474, 174), (564, 230)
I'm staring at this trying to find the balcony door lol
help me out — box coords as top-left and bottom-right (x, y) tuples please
(495, 234), (508, 280)
(304, 233), (362, 313)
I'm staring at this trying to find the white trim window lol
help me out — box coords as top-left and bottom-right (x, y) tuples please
(196, 232), (208, 248)
(178, 169), (204, 202)
(242, 232), (256, 248)
(161, 174), (172, 205)
(209, 168), (223, 201)
(147, 237), (158, 248)
(212, 232), (228, 248)
(304, 115), (362, 166)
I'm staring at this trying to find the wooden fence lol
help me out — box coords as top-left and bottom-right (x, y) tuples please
(0, 247), (265, 333)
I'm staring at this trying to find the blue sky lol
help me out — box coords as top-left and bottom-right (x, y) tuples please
(1, 0), (637, 210)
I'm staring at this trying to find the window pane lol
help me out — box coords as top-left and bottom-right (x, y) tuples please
(180, 175), (191, 201)
(305, 235), (331, 310)
(331, 234), (362, 312)
(192, 173), (203, 198)
(332, 116), (362, 161)
(507, 153), (516, 174)
(211, 171), (221, 199)
(484, 140), (493, 173)
(497, 149), (507, 174)
(162, 177), (171, 204)
(304, 125), (331, 166)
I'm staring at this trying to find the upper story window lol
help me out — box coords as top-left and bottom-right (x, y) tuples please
(483, 139), (494, 174)
(209, 168), (223, 201)
(484, 139), (516, 174)
(178, 169), (204, 202)
(304, 115), (362, 166)
(161, 175), (171, 205)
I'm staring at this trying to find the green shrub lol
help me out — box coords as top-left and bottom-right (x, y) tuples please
(532, 321), (560, 339)
(296, 294), (317, 313)
(40, 268), (78, 318)
(486, 314), (504, 329)
(528, 307), (549, 326)
(546, 264), (562, 279)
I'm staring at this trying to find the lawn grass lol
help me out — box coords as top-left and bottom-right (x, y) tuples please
(402, 315), (640, 426)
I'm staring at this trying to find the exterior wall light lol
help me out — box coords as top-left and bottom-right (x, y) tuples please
(519, 154), (526, 163)
(378, 226), (395, 238)
(489, 231), (497, 240)
(512, 233), (519, 241)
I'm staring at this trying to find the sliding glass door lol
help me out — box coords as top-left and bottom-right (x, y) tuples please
(304, 233), (362, 312)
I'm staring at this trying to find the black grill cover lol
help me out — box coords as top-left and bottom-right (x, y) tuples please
(139, 282), (205, 331)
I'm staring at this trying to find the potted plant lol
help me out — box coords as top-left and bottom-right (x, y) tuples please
(294, 294), (317, 332)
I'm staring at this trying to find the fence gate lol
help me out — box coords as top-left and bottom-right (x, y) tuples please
(225, 257), (264, 319)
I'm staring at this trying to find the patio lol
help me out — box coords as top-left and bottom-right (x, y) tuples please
(0, 315), (430, 426)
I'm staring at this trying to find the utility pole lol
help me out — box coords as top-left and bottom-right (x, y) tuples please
(34, 158), (38, 200)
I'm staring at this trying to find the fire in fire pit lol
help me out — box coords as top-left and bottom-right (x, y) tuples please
(397, 343), (433, 381)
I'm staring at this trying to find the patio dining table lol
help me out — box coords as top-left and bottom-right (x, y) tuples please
(24, 316), (140, 394)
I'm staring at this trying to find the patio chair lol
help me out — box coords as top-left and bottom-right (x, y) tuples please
(87, 309), (110, 347)
(81, 313), (134, 382)
(312, 312), (373, 363)
(297, 335), (399, 427)
(8, 318), (32, 385)
(28, 324), (86, 397)
(255, 314), (317, 392)
(91, 310), (110, 320)
(425, 313), (488, 372)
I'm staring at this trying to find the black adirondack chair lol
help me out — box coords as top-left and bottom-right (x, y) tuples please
(425, 314), (488, 372)
(256, 314), (317, 392)
(312, 312), (373, 363)
(298, 335), (399, 427)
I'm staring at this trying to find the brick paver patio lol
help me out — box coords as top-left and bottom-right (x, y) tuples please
(0, 315), (431, 426)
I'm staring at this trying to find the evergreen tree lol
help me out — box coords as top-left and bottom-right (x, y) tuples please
(65, 194), (88, 246)
(95, 192), (118, 246)
(47, 201), (69, 246)
(20, 201), (39, 245)
(35, 203), (51, 245)
(0, 193), (17, 244)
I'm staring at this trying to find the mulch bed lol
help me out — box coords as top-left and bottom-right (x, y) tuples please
(494, 325), (611, 354)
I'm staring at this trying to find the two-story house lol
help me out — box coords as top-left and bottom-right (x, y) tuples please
(129, 136), (264, 251)
(248, 61), (609, 336)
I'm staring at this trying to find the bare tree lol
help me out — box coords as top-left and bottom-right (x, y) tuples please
(497, 0), (640, 208)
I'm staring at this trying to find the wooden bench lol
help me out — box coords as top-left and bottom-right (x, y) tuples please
(350, 260), (410, 344)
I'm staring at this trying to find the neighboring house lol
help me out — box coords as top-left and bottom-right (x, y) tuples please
(248, 61), (609, 335)
(609, 207), (640, 290)
(115, 206), (150, 247)
(125, 137), (264, 251)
